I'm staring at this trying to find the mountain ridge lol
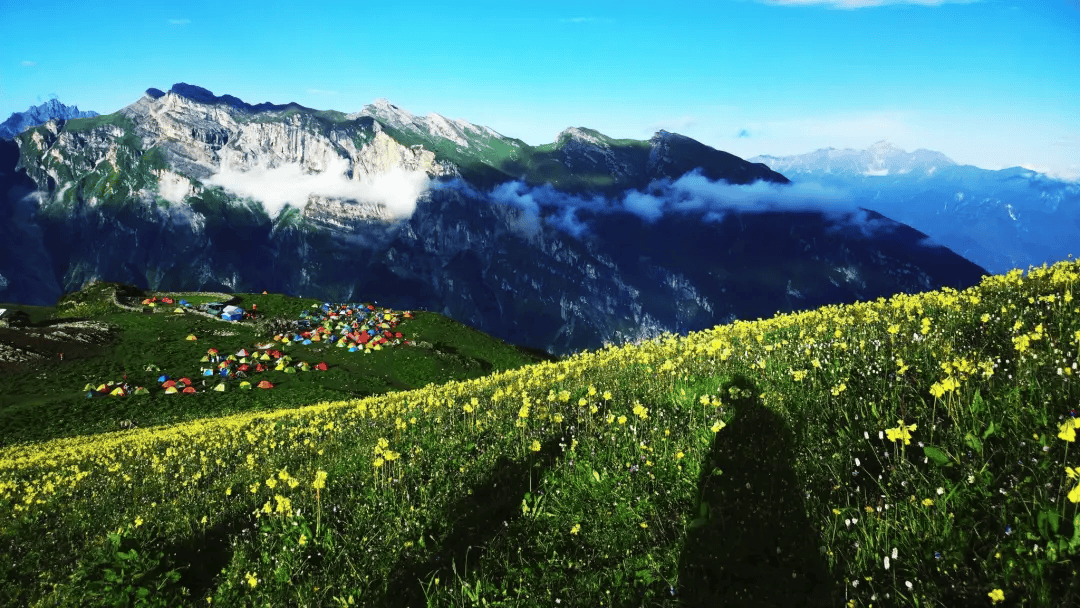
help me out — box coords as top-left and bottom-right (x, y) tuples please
(750, 143), (1080, 275)
(1, 84), (987, 354)
(0, 99), (98, 140)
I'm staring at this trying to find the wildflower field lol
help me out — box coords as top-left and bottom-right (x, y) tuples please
(2, 260), (1080, 606)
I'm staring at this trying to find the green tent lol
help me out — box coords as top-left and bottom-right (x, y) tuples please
(134, 387), (150, 395)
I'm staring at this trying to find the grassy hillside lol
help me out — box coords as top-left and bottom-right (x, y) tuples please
(2, 261), (1080, 607)
(0, 284), (548, 447)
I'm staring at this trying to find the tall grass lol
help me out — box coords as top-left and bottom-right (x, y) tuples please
(2, 260), (1079, 606)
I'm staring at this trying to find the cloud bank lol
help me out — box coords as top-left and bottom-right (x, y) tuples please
(489, 170), (860, 238)
(205, 157), (430, 219)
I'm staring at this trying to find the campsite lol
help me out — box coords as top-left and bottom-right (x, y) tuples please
(0, 283), (550, 446)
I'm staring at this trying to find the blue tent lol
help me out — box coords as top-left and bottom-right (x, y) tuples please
(219, 368), (229, 377)
(221, 305), (244, 322)
(179, 299), (189, 306)
(302, 339), (312, 345)
(158, 374), (169, 383)
(203, 369), (214, 376)
(348, 346), (358, 352)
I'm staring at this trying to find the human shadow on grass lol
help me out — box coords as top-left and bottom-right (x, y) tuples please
(676, 373), (838, 607)
(379, 433), (567, 608)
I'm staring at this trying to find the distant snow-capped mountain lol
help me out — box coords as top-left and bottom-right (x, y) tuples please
(750, 145), (1080, 275)
(751, 140), (956, 177)
(0, 99), (98, 139)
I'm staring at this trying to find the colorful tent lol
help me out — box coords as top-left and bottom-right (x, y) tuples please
(284, 367), (296, 374)
(257, 380), (273, 389)
(222, 306), (244, 322)
(186, 334), (197, 341)
(314, 362), (328, 371)
(110, 387), (126, 397)
(96, 384), (109, 393)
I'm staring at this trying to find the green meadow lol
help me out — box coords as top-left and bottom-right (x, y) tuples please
(1, 261), (1079, 607)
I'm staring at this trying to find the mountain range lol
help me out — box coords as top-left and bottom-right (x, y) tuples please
(0, 99), (97, 140)
(1, 84), (986, 353)
(750, 142), (1080, 275)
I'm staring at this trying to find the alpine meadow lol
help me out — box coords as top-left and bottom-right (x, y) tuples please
(1, 258), (1078, 606)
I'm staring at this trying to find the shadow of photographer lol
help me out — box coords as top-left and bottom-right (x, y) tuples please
(676, 373), (838, 607)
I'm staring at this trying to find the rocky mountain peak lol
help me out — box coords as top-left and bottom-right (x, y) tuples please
(0, 98), (99, 139)
(557, 127), (608, 147)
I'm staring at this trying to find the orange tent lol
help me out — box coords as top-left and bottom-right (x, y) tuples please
(162, 380), (177, 388)
(257, 380), (273, 389)
(182, 386), (196, 394)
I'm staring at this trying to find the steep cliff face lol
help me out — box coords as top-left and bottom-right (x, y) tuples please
(2, 84), (988, 353)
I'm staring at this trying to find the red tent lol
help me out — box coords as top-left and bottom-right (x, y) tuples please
(162, 380), (177, 388)
(394, 332), (403, 338)
(257, 380), (273, 389)
(270, 350), (282, 359)
(182, 386), (196, 394)
(238, 364), (250, 372)
(162, 297), (174, 304)
(178, 377), (192, 386)
(207, 348), (219, 354)
(255, 363), (265, 372)
(314, 362), (328, 371)
(357, 332), (370, 344)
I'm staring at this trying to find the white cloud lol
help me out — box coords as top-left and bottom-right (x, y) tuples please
(168, 18), (191, 26)
(760, 0), (980, 8)
(488, 171), (860, 236)
(307, 88), (339, 96)
(205, 157), (430, 219)
(20, 61), (36, 67)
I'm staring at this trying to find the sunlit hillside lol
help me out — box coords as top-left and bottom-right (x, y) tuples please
(3, 259), (1080, 607)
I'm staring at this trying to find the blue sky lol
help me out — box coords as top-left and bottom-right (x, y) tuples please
(2, 0), (1078, 179)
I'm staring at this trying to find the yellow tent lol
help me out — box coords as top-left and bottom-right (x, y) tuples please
(110, 386), (126, 396)
(185, 334), (197, 341)
(96, 383), (108, 392)
(311, 334), (321, 342)
(260, 352), (271, 361)
(82, 383), (94, 392)
(174, 307), (185, 314)
(213, 383), (226, 392)
(239, 381), (252, 390)
(164, 386), (179, 394)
